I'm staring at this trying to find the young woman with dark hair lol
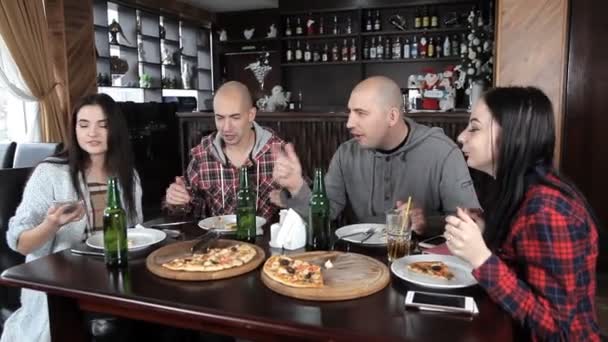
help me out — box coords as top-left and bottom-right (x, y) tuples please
(444, 87), (600, 341)
(2, 93), (142, 342)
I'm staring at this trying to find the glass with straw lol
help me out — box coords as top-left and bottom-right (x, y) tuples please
(386, 197), (413, 262)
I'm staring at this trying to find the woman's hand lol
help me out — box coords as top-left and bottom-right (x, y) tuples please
(444, 207), (491, 268)
(45, 203), (85, 229)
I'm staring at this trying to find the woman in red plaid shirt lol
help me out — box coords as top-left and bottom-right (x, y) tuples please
(445, 87), (600, 341)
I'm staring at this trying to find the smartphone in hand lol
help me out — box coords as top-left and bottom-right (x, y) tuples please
(52, 200), (83, 215)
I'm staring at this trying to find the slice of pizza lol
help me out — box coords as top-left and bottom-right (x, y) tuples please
(263, 255), (324, 288)
(407, 261), (455, 280)
(161, 244), (256, 272)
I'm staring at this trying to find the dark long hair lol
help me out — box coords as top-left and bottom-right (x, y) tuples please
(483, 87), (599, 248)
(46, 93), (137, 220)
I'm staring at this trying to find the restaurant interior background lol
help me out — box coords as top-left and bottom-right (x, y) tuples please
(0, 0), (606, 334)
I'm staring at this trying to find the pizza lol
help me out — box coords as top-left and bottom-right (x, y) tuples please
(407, 261), (454, 280)
(162, 244), (257, 272)
(263, 255), (324, 288)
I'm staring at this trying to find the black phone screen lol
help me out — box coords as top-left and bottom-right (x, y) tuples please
(412, 292), (465, 308)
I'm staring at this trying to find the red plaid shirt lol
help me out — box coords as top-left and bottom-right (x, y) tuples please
(473, 175), (600, 341)
(181, 128), (284, 222)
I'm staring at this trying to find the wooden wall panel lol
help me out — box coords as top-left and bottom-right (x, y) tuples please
(495, 0), (569, 164)
(46, 0), (97, 117)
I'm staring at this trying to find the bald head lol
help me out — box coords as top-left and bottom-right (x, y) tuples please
(351, 76), (403, 113)
(213, 81), (253, 112)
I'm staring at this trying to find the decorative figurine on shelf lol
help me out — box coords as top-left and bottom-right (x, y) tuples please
(172, 47), (183, 66)
(243, 28), (255, 40)
(162, 47), (174, 65)
(138, 40), (146, 62)
(181, 62), (193, 89)
(244, 52), (272, 90)
(109, 19), (132, 46)
(159, 24), (166, 39)
(420, 67), (441, 110)
(256, 85), (289, 112)
(266, 24), (277, 38)
(389, 14), (407, 31)
(110, 56), (128, 75)
(136, 16), (142, 35)
(438, 67), (456, 111)
(139, 73), (152, 88)
(219, 29), (227, 41)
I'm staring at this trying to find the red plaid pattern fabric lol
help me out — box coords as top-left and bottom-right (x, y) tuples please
(472, 175), (600, 341)
(181, 129), (285, 222)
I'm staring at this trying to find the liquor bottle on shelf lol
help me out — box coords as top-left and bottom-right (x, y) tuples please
(350, 38), (357, 61)
(363, 39), (370, 59)
(460, 33), (468, 57)
(346, 16), (352, 34)
(428, 37), (435, 58)
(285, 17), (292, 37)
(306, 12), (315, 35)
(304, 42), (312, 62)
(295, 17), (303, 35)
(384, 36), (391, 59)
(331, 41), (339, 61)
(419, 36), (427, 58)
(374, 10), (382, 31)
(286, 41), (293, 62)
(365, 10), (373, 32)
(422, 6), (430, 29)
(341, 39), (349, 62)
(313, 45), (321, 62)
(414, 8), (422, 29)
(297, 90), (303, 111)
(435, 37), (442, 58)
(451, 35), (459, 57)
(431, 7), (439, 28)
(403, 38), (411, 59)
(392, 37), (402, 59)
(295, 40), (303, 62)
(319, 16), (325, 35)
(322, 43), (329, 62)
(369, 37), (377, 59)
(411, 36), (419, 59)
(443, 36), (451, 57)
(376, 36), (384, 59)
(332, 15), (339, 35)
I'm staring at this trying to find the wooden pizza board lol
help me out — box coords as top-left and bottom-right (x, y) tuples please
(261, 251), (390, 301)
(146, 239), (265, 281)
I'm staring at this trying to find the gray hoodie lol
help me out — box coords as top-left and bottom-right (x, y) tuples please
(285, 117), (480, 224)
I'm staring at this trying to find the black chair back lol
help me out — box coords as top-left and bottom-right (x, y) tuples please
(12, 143), (62, 168)
(0, 142), (16, 169)
(0, 167), (31, 320)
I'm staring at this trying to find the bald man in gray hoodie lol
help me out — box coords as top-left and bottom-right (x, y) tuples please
(273, 76), (479, 234)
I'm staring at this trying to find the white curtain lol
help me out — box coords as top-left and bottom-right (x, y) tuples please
(0, 33), (40, 142)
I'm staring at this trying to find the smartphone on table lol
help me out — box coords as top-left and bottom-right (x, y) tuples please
(404, 291), (477, 314)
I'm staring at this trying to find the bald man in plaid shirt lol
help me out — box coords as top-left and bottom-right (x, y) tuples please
(164, 81), (285, 222)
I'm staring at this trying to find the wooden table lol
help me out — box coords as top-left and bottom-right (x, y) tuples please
(0, 223), (513, 342)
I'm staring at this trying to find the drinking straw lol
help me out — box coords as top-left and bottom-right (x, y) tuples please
(400, 196), (412, 235)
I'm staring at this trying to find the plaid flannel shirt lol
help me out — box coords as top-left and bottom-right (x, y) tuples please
(472, 175), (600, 341)
(181, 129), (284, 222)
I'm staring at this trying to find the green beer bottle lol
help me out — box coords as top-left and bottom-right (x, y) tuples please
(308, 168), (331, 250)
(236, 167), (256, 243)
(103, 177), (128, 267)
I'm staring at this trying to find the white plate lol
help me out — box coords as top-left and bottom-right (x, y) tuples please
(86, 227), (166, 251)
(198, 215), (266, 235)
(335, 223), (387, 245)
(391, 254), (477, 289)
